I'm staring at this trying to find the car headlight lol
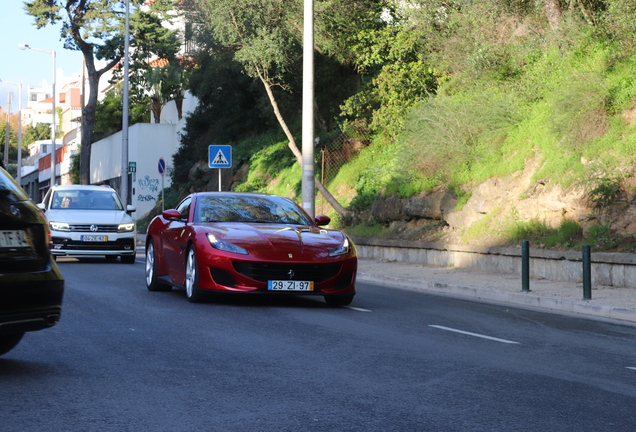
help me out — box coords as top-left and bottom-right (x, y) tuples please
(329, 237), (350, 257)
(50, 222), (70, 232)
(207, 233), (248, 255)
(118, 223), (135, 232)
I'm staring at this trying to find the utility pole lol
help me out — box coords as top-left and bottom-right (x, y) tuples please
(121, 0), (130, 206)
(301, 0), (315, 218)
(52, 49), (56, 185)
(4, 92), (10, 167)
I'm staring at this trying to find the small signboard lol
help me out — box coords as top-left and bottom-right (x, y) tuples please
(158, 157), (166, 176)
(128, 161), (136, 173)
(209, 145), (232, 168)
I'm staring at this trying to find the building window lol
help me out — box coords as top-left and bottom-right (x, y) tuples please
(30, 94), (37, 101)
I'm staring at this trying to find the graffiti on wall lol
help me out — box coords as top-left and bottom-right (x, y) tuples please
(137, 175), (160, 202)
(138, 175), (160, 193)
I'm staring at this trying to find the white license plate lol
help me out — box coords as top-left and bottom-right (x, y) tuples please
(0, 230), (31, 249)
(268, 280), (314, 291)
(81, 235), (107, 242)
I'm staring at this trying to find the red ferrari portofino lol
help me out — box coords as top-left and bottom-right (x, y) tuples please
(145, 192), (357, 305)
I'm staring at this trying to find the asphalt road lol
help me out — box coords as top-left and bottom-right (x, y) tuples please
(2, 254), (636, 431)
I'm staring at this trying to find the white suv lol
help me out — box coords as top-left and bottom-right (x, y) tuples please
(38, 185), (137, 263)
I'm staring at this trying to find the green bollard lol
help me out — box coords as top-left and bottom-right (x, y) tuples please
(582, 244), (591, 300)
(521, 240), (530, 292)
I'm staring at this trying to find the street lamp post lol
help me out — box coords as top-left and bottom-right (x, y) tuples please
(0, 79), (23, 184)
(3, 91), (10, 168)
(18, 44), (57, 187)
(121, 0), (130, 206)
(302, 0), (315, 218)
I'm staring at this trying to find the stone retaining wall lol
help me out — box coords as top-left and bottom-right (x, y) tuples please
(351, 236), (636, 288)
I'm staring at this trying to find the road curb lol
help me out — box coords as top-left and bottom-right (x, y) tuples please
(357, 273), (636, 324)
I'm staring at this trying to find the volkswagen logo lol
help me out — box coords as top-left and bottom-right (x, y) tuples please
(10, 205), (21, 218)
(90, 225), (98, 232)
(287, 269), (295, 280)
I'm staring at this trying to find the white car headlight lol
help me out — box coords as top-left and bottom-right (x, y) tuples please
(207, 233), (248, 255)
(329, 237), (350, 257)
(50, 222), (70, 232)
(118, 223), (135, 232)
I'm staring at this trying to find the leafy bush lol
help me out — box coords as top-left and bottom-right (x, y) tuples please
(401, 88), (519, 179)
(579, 161), (626, 216)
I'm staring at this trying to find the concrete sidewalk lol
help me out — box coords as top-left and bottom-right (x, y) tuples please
(357, 258), (636, 324)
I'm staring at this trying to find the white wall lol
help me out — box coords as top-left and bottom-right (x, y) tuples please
(91, 123), (179, 220)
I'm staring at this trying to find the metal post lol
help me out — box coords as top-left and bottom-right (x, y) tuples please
(218, 168), (221, 192)
(121, 0), (130, 204)
(16, 83), (22, 185)
(4, 92), (10, 167)
(582, 244), (592, 300)
(321, 148), (325, 214)
(52, 49), (56, 185)
(301, 0), (315, 218)
(521, 240), (530, 292)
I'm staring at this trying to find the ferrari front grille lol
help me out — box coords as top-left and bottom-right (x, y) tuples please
(232, 261), (341, 283)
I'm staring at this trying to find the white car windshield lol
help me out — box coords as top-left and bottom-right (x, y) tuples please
(51, 190), (123, 211)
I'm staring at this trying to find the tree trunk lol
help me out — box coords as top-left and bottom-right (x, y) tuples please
(73, 25), (120, 185)
(257, 72), (352, 219)
(79, 70), (99, 185)
(543, 0), (563, 31)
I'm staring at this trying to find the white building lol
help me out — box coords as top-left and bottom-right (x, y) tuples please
(90, 93), (197, 220)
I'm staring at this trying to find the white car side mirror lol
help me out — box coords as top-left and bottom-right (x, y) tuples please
(126, 205), (136, 213)
(37, 203), (46, 212)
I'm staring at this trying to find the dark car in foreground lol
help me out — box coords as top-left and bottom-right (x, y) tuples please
(145, 192), (357, 305)
(0, 168), (64, 356)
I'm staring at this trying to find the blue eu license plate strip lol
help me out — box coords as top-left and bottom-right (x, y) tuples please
(268, 280), (314, 291)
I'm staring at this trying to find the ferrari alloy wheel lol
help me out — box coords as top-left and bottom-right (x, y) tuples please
(324, 294), (354, 307)
(185, 246), (203, 303)
(146, 239), (170, 292)
(0, 333), (24, 356)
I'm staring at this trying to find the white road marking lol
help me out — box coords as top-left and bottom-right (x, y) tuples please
(627, 367), (636, 371)
(429, 325), (520, 344)
(346, 306), (372, 312)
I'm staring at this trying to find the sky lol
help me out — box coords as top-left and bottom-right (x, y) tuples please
(0, 0), (84, 111)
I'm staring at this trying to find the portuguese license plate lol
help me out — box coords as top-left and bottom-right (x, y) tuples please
(268, 280), (314, 291)
(0, 230), (31, 249)
(81, 235), (107, 242)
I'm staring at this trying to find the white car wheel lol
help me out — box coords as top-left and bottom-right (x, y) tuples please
(185, 247), (203, 302)
(146, 239), (170, 292)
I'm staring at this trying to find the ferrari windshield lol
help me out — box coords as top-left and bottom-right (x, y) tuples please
(51, 189), (124, 211)
(194, 195), (313, 225)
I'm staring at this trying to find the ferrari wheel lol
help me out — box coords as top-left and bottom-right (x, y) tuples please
(0, 333), (24, 356)
(185, 246), (204, 303)
(146, 239), (171, 292)
(324, 294), (354, 306)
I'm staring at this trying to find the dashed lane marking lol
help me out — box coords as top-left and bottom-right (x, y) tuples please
(429, 325), (520, 344)
(346, 306), (372, 312)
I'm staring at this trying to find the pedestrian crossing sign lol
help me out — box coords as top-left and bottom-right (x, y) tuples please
(208, 145), (232, 168)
